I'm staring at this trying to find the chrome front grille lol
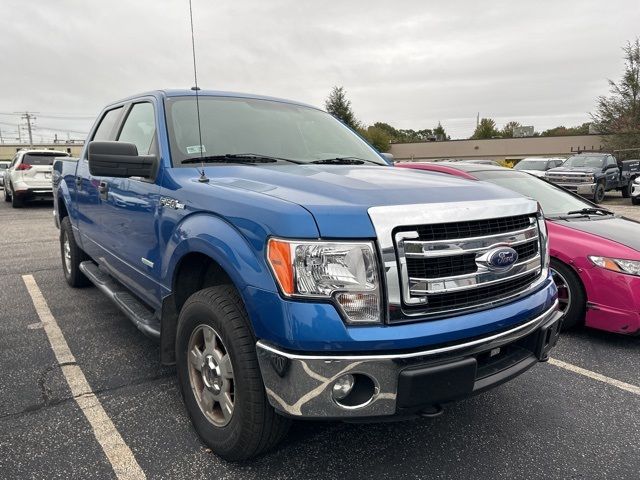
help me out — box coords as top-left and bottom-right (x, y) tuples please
(394, 214), (543, 318)
(546, 172), (592, 184)
(367, 198), (548, 324)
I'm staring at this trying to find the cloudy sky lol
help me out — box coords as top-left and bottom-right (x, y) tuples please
(1, 0), (638, 142)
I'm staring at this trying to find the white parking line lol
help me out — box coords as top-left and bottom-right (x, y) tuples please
(22, 275), (146, 480)
(549, 357), (640, 396)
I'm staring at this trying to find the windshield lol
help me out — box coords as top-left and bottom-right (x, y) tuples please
(0, 164), (8, 170)
(165, 96), (386, 166)
(472, 170), (593, 217)
(563, 155), (605, 168)
(514, 160), (547, 171)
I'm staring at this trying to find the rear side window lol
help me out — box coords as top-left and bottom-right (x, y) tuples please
(22, 153), (68, 166)
(93, 107), (124, 141)
(118, 103), (156, 155)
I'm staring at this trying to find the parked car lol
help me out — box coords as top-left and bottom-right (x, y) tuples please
(460, 159), (502, 166)
(514, 157), (565, 177)
(52, 89), (561, 460)
(0, 160), (10, 188)
(397, 161), (640, 336)
(4, 149), (70, 207)
(544, 153), (640, 203)
(633, 176), (640, 205)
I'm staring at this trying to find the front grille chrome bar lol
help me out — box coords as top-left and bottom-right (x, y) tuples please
(404, 225), (538, 258)
(409, 255), (541, 294)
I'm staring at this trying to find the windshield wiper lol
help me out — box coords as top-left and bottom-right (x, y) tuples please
(182, 154), (301, 165)
(565, 207), (614, 216)
(310, 156), (379, 165)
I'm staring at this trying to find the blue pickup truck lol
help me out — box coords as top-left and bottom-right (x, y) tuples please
(53, 89), (561, 460)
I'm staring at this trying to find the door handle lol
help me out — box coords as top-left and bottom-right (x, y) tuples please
(99, 181), (109, 200)
(75, 176), (82, 188)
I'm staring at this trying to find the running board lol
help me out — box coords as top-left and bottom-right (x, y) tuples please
(79, 261), (161, 339)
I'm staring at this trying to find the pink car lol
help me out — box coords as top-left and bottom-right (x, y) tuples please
(397, 162), (640, 335)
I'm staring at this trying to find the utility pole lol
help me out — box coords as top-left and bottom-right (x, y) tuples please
(21, 112), (36, 147)
(0, 127), (3, 144)
(476, 112), (480, 127)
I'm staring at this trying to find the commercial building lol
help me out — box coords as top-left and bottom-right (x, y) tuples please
(0, 142), (84, 161)
(390, 134), (606, 162)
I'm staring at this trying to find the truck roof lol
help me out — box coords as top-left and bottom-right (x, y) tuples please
(108, 89), (320, 111)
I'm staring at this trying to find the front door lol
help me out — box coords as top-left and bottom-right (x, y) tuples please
(97, 101), (164, 308)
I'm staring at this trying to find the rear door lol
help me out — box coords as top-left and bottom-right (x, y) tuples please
(604, 155), (619, 188)
(75, 105), (126, 259)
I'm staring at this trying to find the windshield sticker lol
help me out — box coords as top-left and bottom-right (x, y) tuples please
(186, 145), (206, 155)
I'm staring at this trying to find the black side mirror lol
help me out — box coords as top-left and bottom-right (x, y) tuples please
(88, 141), (157, 179)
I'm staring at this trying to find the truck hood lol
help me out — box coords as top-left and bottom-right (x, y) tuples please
(203, 164), (530, 237)
(553, 215), (640, 252)
(547, 166), (601, 174)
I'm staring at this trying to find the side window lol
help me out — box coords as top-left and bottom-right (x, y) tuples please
(117, 103), (156, 155)
(93, 107), (124, 142)
(606, 156), (617, 167)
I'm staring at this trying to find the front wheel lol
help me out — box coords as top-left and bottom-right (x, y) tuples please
(633, 196), (640, 205)
(3, 185), (10, 202)
(621, 181), (631, 198)
(550, 259), (586, 330)
(592, 182), (605, 204)
(176, 285), (290, 461)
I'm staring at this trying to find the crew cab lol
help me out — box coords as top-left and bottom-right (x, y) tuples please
(545, 153), (640, 203)
(52, 89), (560, 460)
(4, 149), (70, 207)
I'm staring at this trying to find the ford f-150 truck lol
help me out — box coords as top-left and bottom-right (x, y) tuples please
(545, 153), (640, 203)
(53, 89), (561, 460)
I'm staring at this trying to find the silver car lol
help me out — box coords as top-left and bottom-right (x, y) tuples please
(514, 157), (565, 177)
(0, 160), (10, 188)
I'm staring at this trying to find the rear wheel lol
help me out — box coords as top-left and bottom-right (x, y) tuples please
(176, 285), (290, 461)
(60, 216), (90, 287)
(550, 259), (585, 330)
(593, 182), (605, 204)
(633, 196), (640, 205)
(11, 187), (23, 208)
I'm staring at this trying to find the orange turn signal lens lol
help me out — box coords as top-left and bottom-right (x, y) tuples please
(267, 239), (294, 295)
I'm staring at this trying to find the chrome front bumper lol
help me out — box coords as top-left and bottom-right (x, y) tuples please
(256, 300), (561, 419)
(551, 182), (595, 195)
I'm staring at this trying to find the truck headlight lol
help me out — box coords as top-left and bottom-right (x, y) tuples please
(267, 239), (382, 324)
(588, 256), (640, 276)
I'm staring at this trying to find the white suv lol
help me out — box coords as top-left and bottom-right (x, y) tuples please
(632, 176), (640, 205)
(3, 149), (70, 208)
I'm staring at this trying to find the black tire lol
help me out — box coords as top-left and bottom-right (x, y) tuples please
(550, 259), (586, 331)
(60, 216), (91, 287)
(3, 185), (10, 202)
(176, 285), (291, 461)
(621, 181), (631, 198)
(11, 188), (23, 208)
(633, 196), (640, 206)
(592, 182), (605, 204)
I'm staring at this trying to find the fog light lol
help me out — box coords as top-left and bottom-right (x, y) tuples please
(332, 374), (355, 401)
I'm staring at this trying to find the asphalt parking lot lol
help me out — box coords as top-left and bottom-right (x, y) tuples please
(1, 192), (639, 480)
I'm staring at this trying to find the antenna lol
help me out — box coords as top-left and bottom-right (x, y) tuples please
(188, 0), (209, 183)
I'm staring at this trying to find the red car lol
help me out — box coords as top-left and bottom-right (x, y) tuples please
(397, 162), (640, 335)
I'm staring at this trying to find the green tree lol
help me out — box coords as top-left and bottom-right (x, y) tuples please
(361, 125), (392, 152)
(471, 118), (499, 139)
(540, 123), (590, 136)
(325, 86), (361, 130)
(501, 121), (521, 138)
(433, 122), (450, 140)
(592, 38), (640, 150)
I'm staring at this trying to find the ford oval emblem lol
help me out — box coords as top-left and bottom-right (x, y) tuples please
(487, 247), (519, 270)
